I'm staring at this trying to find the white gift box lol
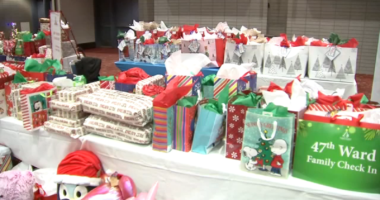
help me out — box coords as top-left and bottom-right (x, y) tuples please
(50, 100), (82, 112)
(84, 115), (153, 144)
(224, 42), (264, 74)
(308, 46), (357, 83)
(48, 115), (86, 128)
(0, 89), (6, 118)
(44, 121), (86, 138)
(263, 43), (309, 78)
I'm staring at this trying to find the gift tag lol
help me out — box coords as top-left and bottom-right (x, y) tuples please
(325, 46), (341, 61)
(262, 111), (273, 117)
(188, 40), (200, 53)
(118, 40), (127, 51)
(234, 44), (244, 57)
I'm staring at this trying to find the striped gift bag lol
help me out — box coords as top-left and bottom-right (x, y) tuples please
(173, 96), (198, 152)
(152, 106), (174, 152)
(213, 73), (257, 99)
(165, 75), (201, 96)
(0, 145), (12, 172)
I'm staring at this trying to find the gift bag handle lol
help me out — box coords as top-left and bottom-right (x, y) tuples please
(331, 114), (364, 125)
(240, 71), (255, 83)
(40, 91), (53, 98)
(257, 118), (277, 141)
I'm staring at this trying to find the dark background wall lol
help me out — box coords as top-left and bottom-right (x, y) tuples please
(0, 0), (34, 38)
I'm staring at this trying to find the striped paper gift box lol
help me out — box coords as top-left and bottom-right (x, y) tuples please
(165, 75), (201, 96)
(152, 106), (174, 152)
(213, 74), (257, 99)
(173, 104), (197, 152)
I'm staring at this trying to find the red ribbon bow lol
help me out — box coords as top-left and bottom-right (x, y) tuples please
(142, 85), (165, 97)
(116, 68), (150, 84)
(20, 83), (54, 95)
(233, 34), (248, 45)
(143, 38), (155, 45)
(267, 76), (301, 97)
(182, 24), (199, 34)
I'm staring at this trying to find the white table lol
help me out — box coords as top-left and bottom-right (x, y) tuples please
(0, 117), (81, 168)
(1, 118), (378, 200)
(257, 74), (357, 99)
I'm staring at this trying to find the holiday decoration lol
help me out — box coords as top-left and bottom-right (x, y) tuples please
(55, 150), (104, 200)
(0, 170), (35, 200)
(135, 75), (165, 95)
(241, 103), (295, 178)
(213, 72), (257, 100)
(165, 74), (201, 97)
(82, 172), (137, 200)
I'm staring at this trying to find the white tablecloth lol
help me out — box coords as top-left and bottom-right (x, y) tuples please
(0, 117), (81, 168)
(257, 74), (357, 99)
(1, 118), (378, 200)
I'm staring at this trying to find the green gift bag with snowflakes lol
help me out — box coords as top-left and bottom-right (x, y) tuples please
(241, 103), (295, 178)
(293, 115), (380, 193)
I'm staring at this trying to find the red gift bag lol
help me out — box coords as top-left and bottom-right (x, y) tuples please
(20, 71), (46, 82)
(34, 39), (46, 53)
(23, 42), (36, 57)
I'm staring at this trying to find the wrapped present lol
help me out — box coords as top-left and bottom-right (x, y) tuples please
(0, 145), (12, 172)
(135, 75), (165, 95)
(38, 45), (49, 55)
(3, 40), (16, 56)
(56, 110), (89, 120)
(21, 81), (49, 89)
(115, 68), (150, 93)
(152, 83), (194, 152)
(214, 69), (257, 99)
(192, 86), (229, 155)
(173, 96), (198, 152)
(263, 34), (309, 78)
(226, 91), (262, 160)
(40, 23), (50, 32)
(62, 40), (77, 58)
(99, 76), (115, 90)
(0, 67), (14, 118)
(48, 115), (85, 128)
(44, 121), (86, 138)
(50, 100), (82, 112)
(20, 83), (57, 131)
(293, 104), (380, 193)
(84, 115), (153, 144)
(308, 34), (359, 82)
(241, 103), (295, 178)
(83, 81), (100, 93)
(224, 37), (265, 74)
(79, 89), (153, 127)
(57, 87), (91, 102)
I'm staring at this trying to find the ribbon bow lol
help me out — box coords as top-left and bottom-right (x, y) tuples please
(267, 76), (301, 97)
(142, 84), (165, 97)
(233, 33), (248, 45)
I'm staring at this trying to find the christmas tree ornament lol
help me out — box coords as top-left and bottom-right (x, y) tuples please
(55, 150), (104, 200)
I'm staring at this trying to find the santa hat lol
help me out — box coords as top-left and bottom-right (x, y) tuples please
(54, 150), (104, 186)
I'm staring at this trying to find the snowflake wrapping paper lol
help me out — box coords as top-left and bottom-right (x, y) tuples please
(84, 115), (153, 145)
(224, 42), (265, 74)
(308, 46), (357, 83)
(226, 102), (257, 160)
(44, 121), (86, 139)
(135, 75), (165, 95)
(79, 89), (153, 127)
(263, 43), (309, 78)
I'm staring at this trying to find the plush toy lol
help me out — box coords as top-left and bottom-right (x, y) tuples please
(0, 170), (35, 200)
(82, 171), (137, 200)
(54, 150), (104, 200)
(127, 182), (158, 200)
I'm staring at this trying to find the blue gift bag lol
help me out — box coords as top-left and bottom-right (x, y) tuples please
(191, 104), (225, 154)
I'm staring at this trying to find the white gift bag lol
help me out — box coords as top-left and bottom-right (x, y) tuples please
(263, 43), (309, 78)
(224, 41), (264, 74)
(308, 46), (357, 82)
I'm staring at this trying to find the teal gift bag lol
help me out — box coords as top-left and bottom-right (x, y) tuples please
(241, 103), (295, 178)
(192, 86), (229, 155)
